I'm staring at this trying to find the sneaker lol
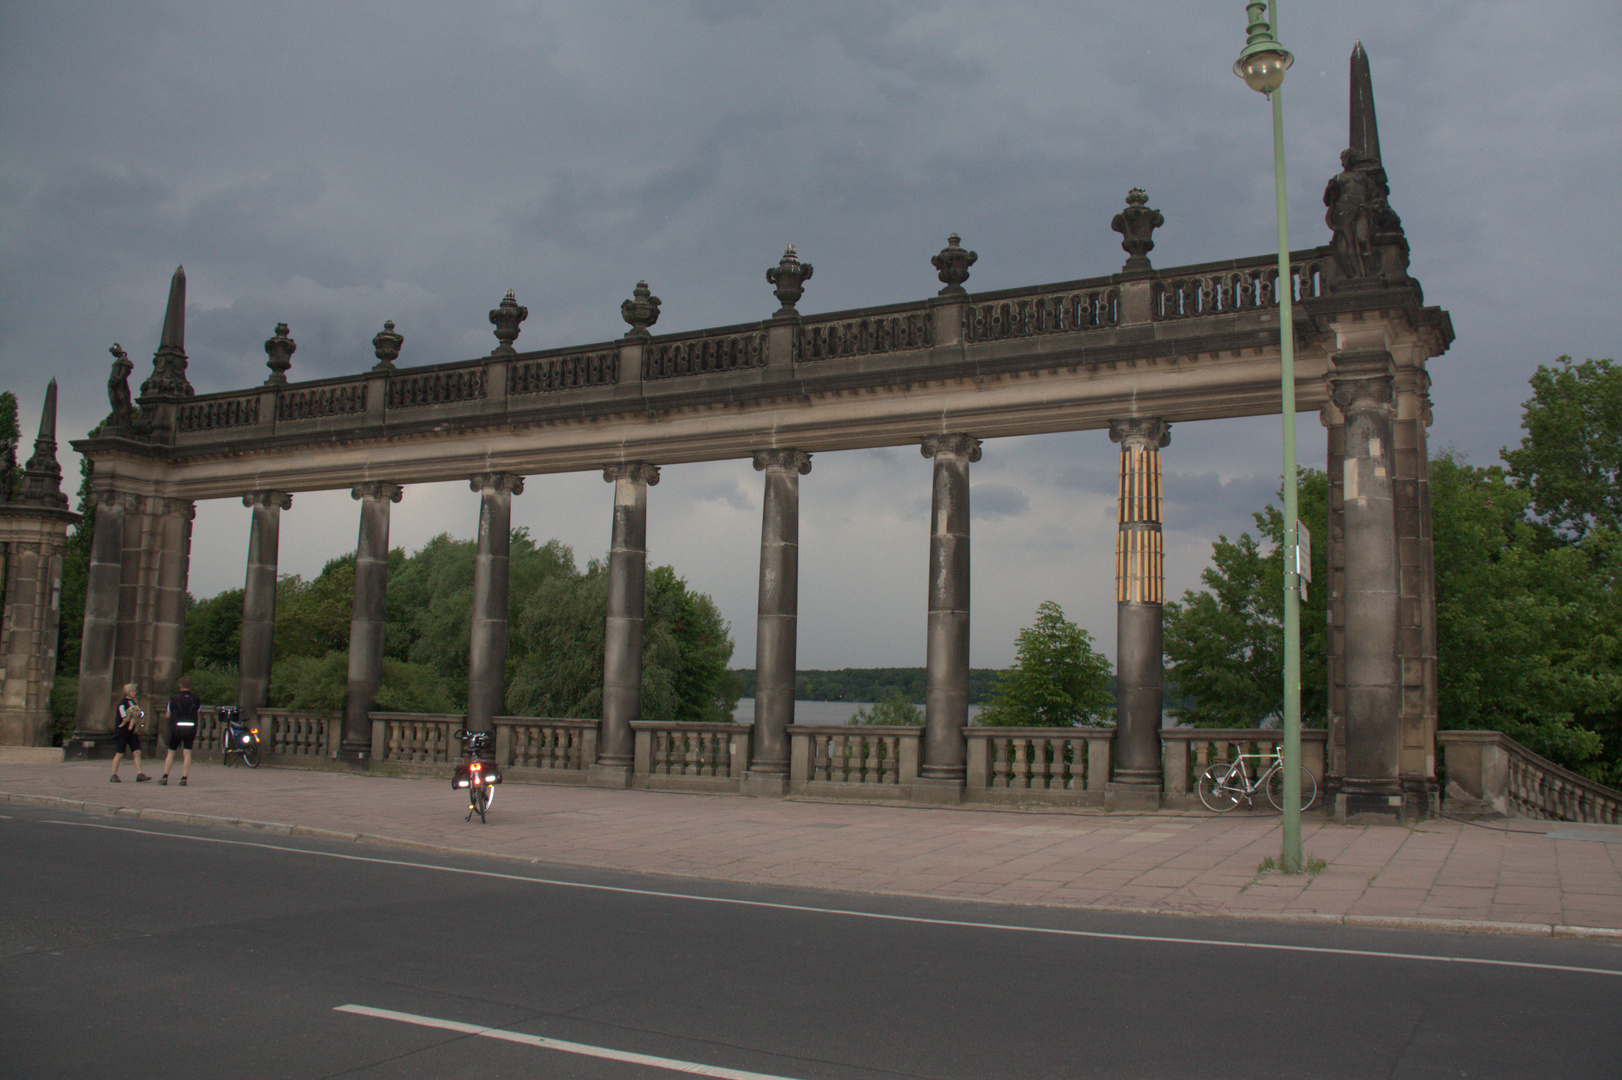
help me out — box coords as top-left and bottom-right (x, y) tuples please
(160, 776), (168, 785)
(179, 777), (187, 786)
(135, 774), (151, 782)
(109, 775), (120, 782)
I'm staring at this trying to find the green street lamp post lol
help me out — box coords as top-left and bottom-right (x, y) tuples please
(1235, 0), (1303, 873)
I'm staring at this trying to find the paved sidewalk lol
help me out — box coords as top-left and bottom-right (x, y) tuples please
(4, 759), (1621, 938)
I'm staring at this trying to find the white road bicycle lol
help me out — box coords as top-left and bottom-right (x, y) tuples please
(1197, 751), (1317, 813)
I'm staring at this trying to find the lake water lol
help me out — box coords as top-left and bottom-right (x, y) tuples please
(731, 699), (984, 725)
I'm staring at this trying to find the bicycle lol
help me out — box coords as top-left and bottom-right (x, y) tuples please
(1197, 749), (1316, 813)
(451, 729), (502, 823)
(217, 706), (261, 768)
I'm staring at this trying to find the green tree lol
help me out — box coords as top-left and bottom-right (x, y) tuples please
(1163, 469), (1329, 728)
(1501, 357), (1622, 540)
(849, 690), (923, 726)
(1431, 453), (1619, 779)
(183, 587), (243, 672)
(0, 391), (21, 498)
(977, 601), (1114, 727)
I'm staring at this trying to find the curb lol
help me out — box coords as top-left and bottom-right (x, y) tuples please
(7, 790), (1620, 940)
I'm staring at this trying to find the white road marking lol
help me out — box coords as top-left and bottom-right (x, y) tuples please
(336, 1004), (808, 1079)
(36, 818), (1622, 978)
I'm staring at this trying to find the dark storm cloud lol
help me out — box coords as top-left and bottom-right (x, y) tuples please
(971, 482), (1030, 520)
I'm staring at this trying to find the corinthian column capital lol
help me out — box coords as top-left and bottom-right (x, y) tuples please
(351, 481), (403, 503)
(752, 448), (812, 475)
(603, 461), (661, 486)
(920, 433), (982, 462)
(470, 472), (526, 496)
(1108, 417), (1171, 449)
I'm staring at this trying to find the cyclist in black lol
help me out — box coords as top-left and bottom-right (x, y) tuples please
(161, 676), (201, 786)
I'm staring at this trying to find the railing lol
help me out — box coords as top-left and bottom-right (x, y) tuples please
(387, 366), (487, 409)
(965, 727), (1114, 806)
(508, 350), (618, 395)
(177, 394), (259, 432)
(964, 286), (1118, 342)
(496, 716), (597, 776)
(790, 725), (920, 795)
(1153, 256), (1327, 321)
(798, 309), (932, 361)
(276, 382), (366, 420)
(260, 709), (337, 758)
(643, 328), (768, 380)
(1160, 728), (1328, 810)
(632, 721), (752, 791)
(1439, 730), (1622, 823)
(371, 712), (461, 764)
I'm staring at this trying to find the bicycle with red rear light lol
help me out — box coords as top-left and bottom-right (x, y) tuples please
(451, 729), (502, 823)
(218, 706), (261, 768)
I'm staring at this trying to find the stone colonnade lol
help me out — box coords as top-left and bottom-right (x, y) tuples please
(67, 406), (1430, 818)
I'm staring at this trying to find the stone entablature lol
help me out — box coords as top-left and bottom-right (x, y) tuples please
(78, 250), (1449, 504)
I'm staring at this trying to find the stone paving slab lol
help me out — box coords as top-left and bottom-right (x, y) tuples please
(3, 761), (1622, 939)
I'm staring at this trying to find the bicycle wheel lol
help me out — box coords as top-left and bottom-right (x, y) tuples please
(1197, 763), (1241, 812)
(471, 784), (490, 823)
(222, 746), (236, 767)
(1266, 765), (1317, 812)
(242, 739), (260, 769)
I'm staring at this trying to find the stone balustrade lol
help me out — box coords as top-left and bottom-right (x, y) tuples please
(789, 726), (921, 797)
(1160, 728), (1329, 811)
(964, 727), (1114, 806)
(496, 716), (597, 780)
(632, 721), (753, 793)
(1439, 730), (1622, 823)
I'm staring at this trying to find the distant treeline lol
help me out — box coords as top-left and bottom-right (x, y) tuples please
(731, 668), (1004, 705)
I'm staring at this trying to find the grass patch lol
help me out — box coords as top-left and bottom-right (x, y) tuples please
(1255, 853), (1329, 877)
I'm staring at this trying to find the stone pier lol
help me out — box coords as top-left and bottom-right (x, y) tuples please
(744, 448), (811, 796)
(342, 482), (401, 758)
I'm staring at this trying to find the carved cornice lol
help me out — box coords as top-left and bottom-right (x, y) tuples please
(470, 472), (526, 496)
(88, 489), (141, 512)
(243, 491), (294, 511)
(603, 461), (661, 486)
(351, 481), (404, 504)
(1108, 417), (1172, 449)
(751, 448), (812, 475)
(920, 433), (982, 462)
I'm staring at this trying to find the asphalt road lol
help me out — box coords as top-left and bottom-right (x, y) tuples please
(3, 804), (1619, 1079)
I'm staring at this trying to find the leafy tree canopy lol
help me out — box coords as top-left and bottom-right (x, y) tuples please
(1163, 469), (1329, 728)
(977, 601), (1114, 727)
(1502, 356), (1622, 540)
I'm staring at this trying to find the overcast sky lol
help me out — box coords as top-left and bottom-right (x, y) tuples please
(3, 1), (1617, 672)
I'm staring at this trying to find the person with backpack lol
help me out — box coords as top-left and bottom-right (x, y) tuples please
(108, 683), (151, 783)
(161, 676), (201, 786)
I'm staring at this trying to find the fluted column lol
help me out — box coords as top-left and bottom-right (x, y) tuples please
(1330, 356), (1403, 819)
(594, 461), (659, 786)
(747, 448), (811, 792)
(466, 473), (524, 735)
(70, 489), (132, 754)
(238, 492), (291, 738)
(919, 434), (979, 791)
(1109, 418), (1170, 810)
(342, 482), (402, 758)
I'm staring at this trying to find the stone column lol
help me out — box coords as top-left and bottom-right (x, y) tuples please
(1329, 355), (1404, 820)
(746, 448), (811, 795)
(0, 512), (75, 746)
(1108, 417), (1170, 810)
(238, 492), (291, 739)
(342, 482), (402, 758)
(147, 498), (195, 704)
(593, 461), (659, 787)
(918, 434), (980, 797)
(71, 489), (131, 755)
(466, 473), (524, 735)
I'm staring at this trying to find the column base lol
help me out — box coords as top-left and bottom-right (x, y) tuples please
(1334, 778), (1409, 823)
(63, 734), (113, 761)
(586, 763), (633, 789)
(740, 771), (789, 798)
(1104, 781), (1163, 812)
(908, 776), (964, 806)
(336, 744), (371, 765)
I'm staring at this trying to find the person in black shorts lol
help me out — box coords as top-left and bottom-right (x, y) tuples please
(161, 676), (202, 786)
(109, 683), (151, 783)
